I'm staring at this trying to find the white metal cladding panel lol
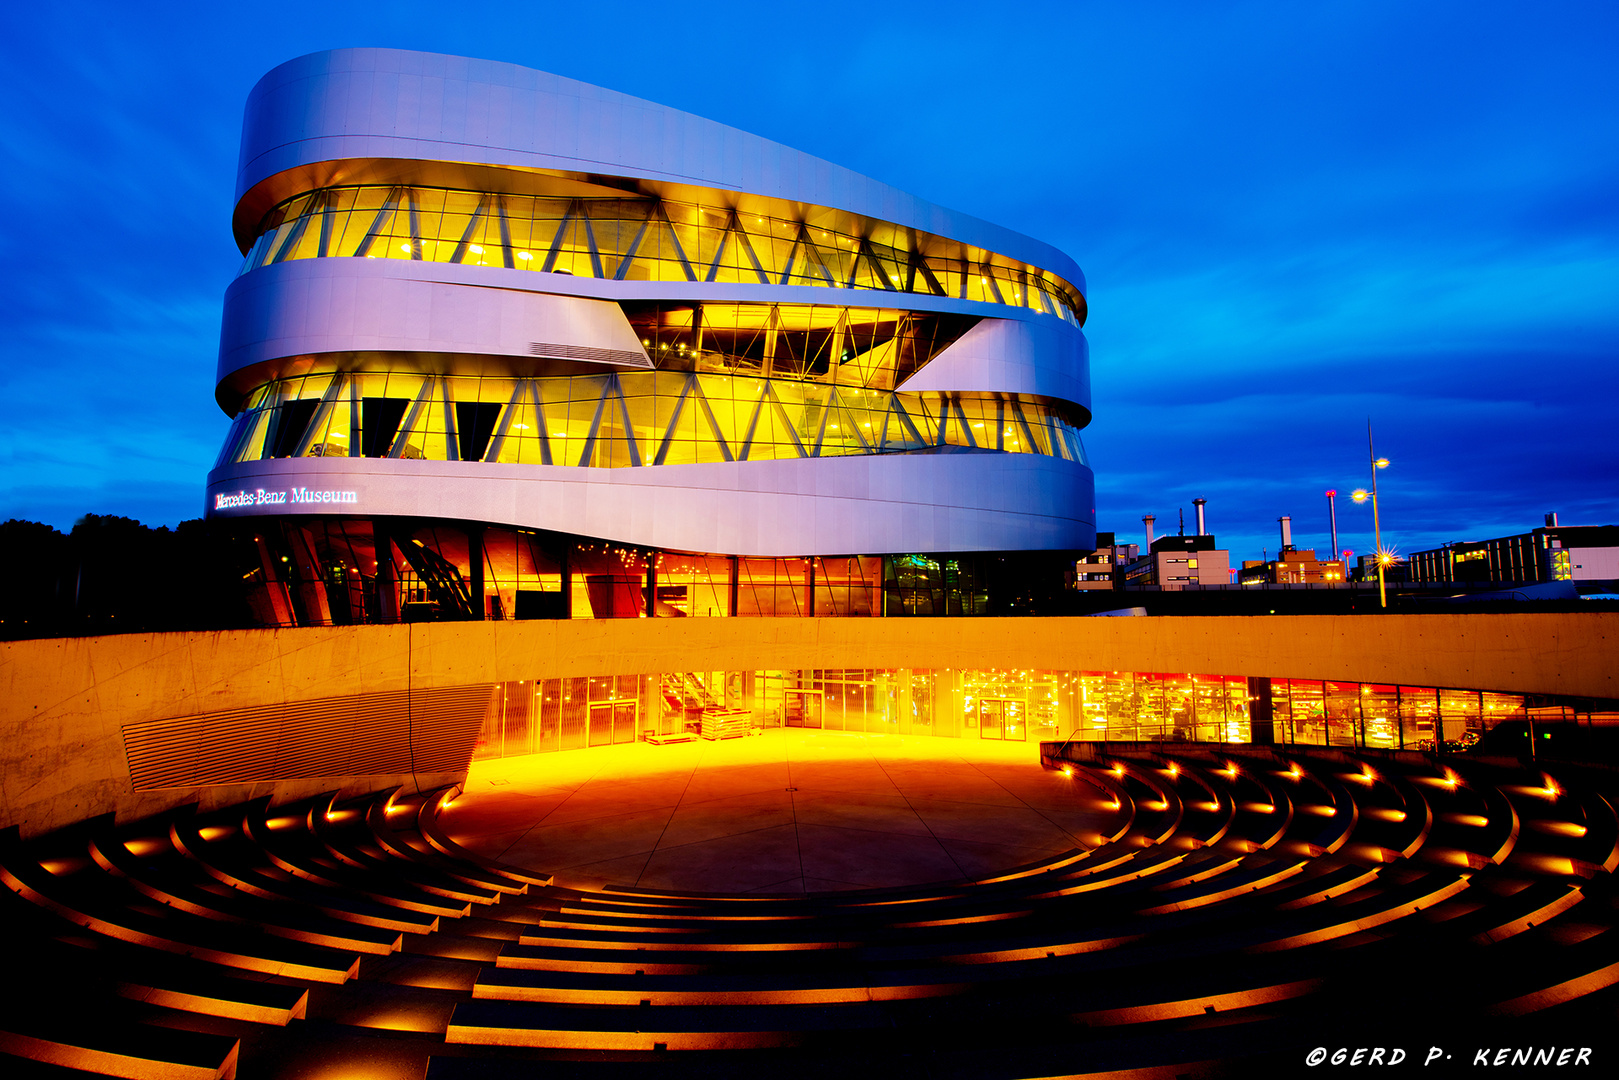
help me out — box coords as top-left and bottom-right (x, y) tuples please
(237, 48), (1083, 289)
(895, 316), (1091, 411)
(205, 453), (1096, 556)
(218, 261), (649, 379)
(120, 686), (496, 789)
(215, 259), (1086, 415)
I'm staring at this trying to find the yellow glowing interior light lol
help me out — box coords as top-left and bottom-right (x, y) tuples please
(468, 244), (484, 255)
(513, 423), (530, 430)
(399, 243), (411, 253)
(517, 251), (532, 260)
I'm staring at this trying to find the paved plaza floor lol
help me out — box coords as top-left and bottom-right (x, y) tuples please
(441, 729), (1118, 894)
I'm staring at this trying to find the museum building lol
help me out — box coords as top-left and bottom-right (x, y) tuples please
(205, 48), (1094, 626)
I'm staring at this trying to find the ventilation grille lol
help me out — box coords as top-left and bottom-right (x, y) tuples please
(120, 685), (497, 790)
(529, 341), (653, 368)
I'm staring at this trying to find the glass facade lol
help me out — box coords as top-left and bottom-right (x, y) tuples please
(469, 666), (1547, 763)
(231, 517), (914, 626)
(217, 368), (1088, 471)
(240, 185), (1086, 326)
(1268, 680), (1528, 751)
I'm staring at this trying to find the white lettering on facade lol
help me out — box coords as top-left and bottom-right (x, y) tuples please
(213, 487), (357, 511)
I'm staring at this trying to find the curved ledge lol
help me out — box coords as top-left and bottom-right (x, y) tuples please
(216, 257), (1091, 415)
(235, 48), (1085, 293)
(205, 452), (1097, 557)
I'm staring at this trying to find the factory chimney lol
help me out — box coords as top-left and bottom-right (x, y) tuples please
(1279, 515), (1294, 551)
(1325, 490), (1339, 565)
(1143, 514), (1156, 548)
(1545, 512), (1559, 527)
(1193, 498), (1207, 536)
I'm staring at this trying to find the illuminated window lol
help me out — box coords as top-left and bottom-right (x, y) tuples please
(240, 184), (1087, 326)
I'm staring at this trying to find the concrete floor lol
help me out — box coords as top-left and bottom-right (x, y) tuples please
(441, 730), (1118, 894)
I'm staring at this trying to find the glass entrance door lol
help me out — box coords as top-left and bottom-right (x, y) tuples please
(785, 689), (823, 728)
(978, 698), (1026, 741)
(587, 700), (638, 745)
(587, 703), (615, 746)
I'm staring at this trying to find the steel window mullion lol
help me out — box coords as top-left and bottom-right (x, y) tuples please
(530, 381), (553, 465)
(317, 192), (337, 258)
(778, 235), (799, 286)
(810, 388), (835, 457)
(953, 398), (980, 449)
(798, 224), (836, 286)
(767, 385), (806, 458)
(737, 384), (769, 461)
(387, 378), (434, 459)
(613, 207), (655, 280)
(352, 188), (401, 258)
(541, 205), (575, 273)
(837, 391), (872, 452)
(690, 380), (733, 462)
(890, 398), (926, 448)
(656, 203), (698, 282)
(980, 262), (1006, 304)
(483, 380), (524, 463)
(913, 251), (947, 297)
(347, 376), (361, 457)
(292, 375), (348, 458)
(496, 196), (515, 268)
(268, 198), (316, 264)
(652, 377), (693, 465)
(577, 380), (611, 467)
(1009, 398), (1040, 454)
(442, 379), (460, 462)
(614, 380), (643, 467)
(703, 226), (730, 283)
(450, 196), (487, 264)
(730, 214), (770, 284)
(406, 189), (422, 260)
(860, 238), (898, 291)
(582, 213), (605, 278)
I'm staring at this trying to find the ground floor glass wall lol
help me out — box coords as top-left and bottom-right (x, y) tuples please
(470, 667), (1555, 762)
(230, 517), (1069, 627)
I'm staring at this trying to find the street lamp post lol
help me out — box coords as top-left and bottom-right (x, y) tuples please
(1350, 422), (1392, 608)
(1325, 490), (1339, 578)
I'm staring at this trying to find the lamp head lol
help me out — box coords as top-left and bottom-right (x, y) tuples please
(1351, 489), (1369, 503)
(1375, 458), (1389, 469)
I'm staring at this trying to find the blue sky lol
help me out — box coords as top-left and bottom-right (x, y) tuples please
(1, 1), (1614, 564)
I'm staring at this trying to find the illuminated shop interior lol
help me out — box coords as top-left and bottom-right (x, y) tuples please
(469, 666), (1571, 761)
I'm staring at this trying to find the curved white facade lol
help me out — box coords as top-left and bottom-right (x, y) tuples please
(206, 48), (1094, 561)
